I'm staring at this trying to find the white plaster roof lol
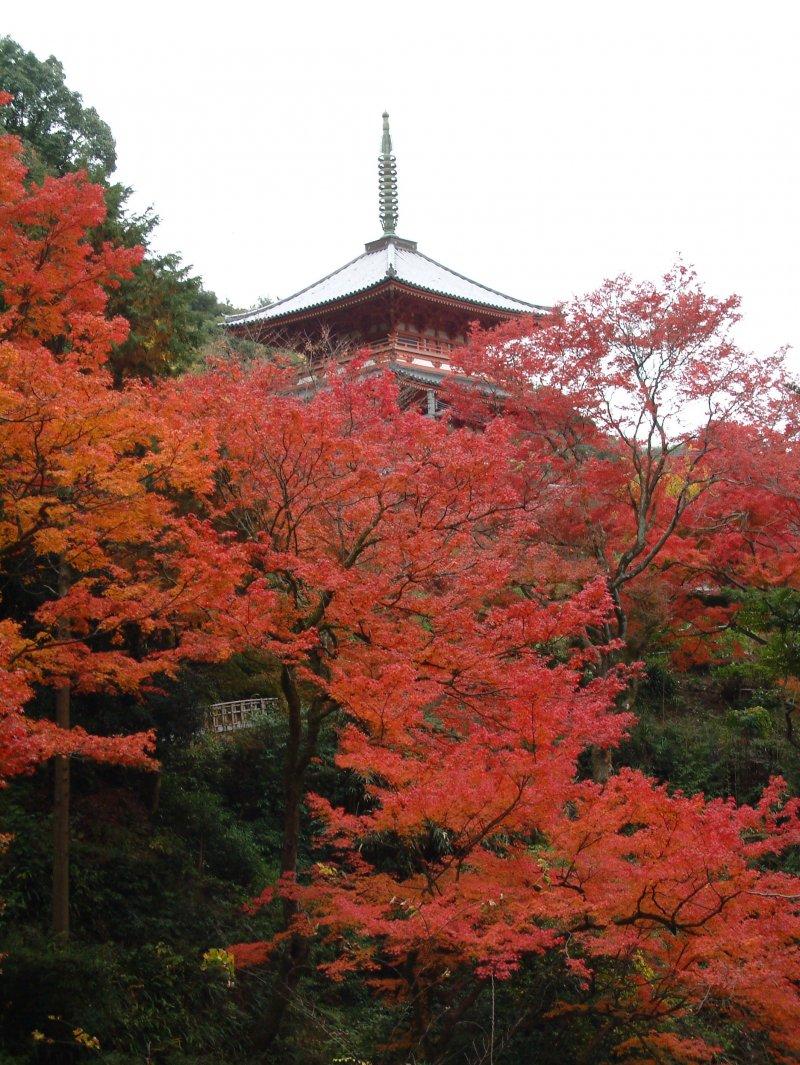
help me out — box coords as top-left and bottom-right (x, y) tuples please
(226, 238), (546, 326)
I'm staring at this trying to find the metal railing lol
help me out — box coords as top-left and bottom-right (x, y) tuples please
(204, 697), (278, 735)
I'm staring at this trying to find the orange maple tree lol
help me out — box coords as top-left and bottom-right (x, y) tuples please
(0, 99), (235, 932)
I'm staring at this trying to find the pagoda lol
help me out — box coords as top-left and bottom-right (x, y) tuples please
(225, 114), (545, 411)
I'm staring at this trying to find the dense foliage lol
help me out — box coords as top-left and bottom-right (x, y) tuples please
(1, 44), (800, 1065)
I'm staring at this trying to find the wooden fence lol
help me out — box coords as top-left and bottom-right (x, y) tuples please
(204, 697), (278, 735)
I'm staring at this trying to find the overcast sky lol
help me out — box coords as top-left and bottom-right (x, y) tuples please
(3, 1), (798, 364)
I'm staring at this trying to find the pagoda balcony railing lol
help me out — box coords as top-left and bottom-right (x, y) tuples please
(296, 336), (460, 392)
(367, 336), (456, 366)
(394, 334), (457, 354)
(204, 697), (278, 735)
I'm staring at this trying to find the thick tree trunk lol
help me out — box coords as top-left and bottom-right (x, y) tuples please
(52, 681), (70, 938)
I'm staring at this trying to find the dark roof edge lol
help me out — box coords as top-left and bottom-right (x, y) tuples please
(226, 277), (548, 331)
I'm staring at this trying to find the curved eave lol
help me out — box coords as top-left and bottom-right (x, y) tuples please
(226, 278), (547, 334)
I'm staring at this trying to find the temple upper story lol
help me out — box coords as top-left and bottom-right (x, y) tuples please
(225, 114), (546, 406)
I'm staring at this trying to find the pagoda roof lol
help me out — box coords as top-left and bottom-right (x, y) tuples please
(225, 235), (546, 328)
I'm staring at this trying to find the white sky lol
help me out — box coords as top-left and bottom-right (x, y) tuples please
(3, 1), (798, 365)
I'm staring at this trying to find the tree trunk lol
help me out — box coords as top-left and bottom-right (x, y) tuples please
(52, 556), (72, 939)
(257, 668), (315, 1050)
(590, 744), (612, 784)
(147, 768), (163, 815)
(52, 680), (70, 938)
(589, 623), (630, 783)
(256, 777), (308, 1051)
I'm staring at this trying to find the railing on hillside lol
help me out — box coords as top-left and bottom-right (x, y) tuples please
(204, 697), (278, 735)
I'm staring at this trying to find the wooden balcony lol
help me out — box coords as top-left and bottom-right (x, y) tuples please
(367, 334), (457, 368)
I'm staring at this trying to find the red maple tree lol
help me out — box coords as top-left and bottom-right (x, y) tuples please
(207, 293), (800, 1059)
(446, 266), (800, 761)
(176, 356), (593, 1040)
(448, 265), (794, 646)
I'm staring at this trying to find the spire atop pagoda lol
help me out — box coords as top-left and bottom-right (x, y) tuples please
(378, 112), (398, 237)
